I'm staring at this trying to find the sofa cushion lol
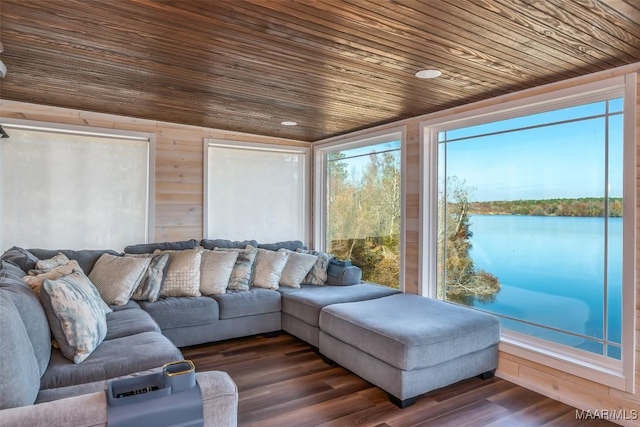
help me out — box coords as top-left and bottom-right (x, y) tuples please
(0, 261), (52, 376)
(39, 331), (183, 389)
(251, 248), (289, 290)
(258, 240), (306, 251)
(319, 294), (501, 371)
(138, 297), (219, 330)
(200, 250), (238, 295)
(27, 248), (121, 275)
(40, 272), (110, 363)
(212, 289), (281, 319)
(156, 248), (203, 297)
(278, 249), (317, 288)
(278, 283), (399, 327)
(88, 253), (151, 305)
(123, 239), (199, 254)
(125, 253), (170, 302)
(0, 294), (41, 409)
(215, 245), (258, 291)
(0, 246), (39, 272)
(105, 307), (161, 340)
(201, 238), (258, 250)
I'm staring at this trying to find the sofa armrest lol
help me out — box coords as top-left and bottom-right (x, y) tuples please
(0, 371), (238, 427)
(326, 263), (362, 286)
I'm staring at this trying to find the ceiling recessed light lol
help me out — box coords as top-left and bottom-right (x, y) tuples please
(281, 121), (297, 126)
(415, 69), (442, 79)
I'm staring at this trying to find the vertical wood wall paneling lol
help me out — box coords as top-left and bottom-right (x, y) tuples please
(0, 100), (310, 244)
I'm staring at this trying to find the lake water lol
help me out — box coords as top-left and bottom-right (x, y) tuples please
(467, 214), (622, 357)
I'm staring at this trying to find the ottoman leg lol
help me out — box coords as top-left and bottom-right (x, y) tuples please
(478, 369), (496, 380)
(388, 394), (418, 408)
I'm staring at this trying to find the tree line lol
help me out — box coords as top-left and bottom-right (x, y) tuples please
(468, 197), (623, 217)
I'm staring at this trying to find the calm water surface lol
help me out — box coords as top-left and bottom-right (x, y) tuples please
(468, 214), (622, 356)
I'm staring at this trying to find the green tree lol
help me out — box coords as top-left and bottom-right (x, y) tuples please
(438, 177), (500, 305)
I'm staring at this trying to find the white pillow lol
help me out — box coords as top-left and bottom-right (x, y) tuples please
(278, 249), (318, 288)
(156, 248), (203, 297)
(251, 249), (289, 290)
(200, 250), (238, 295)
(88, 254), (151, 305)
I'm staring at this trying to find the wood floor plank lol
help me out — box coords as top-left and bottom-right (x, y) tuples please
(181, 333), (616, 426)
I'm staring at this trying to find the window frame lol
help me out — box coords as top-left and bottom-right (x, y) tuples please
(314, 127), (406, 290)
(420, 74), (637, 392)
(0, 118), (155, 250)
(203, 139), (311, 244)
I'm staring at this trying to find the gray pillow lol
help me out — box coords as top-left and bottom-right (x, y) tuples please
(200, 250), (238, 295)
(40, 272), (110, 363)
(0, 247), (39, 272)
(296, 249), (333, 285)
(214, 245), (258, 291)
(124, 239), (199, 254)
(125, 253), (170, 302)
(201, 239), (258, 250)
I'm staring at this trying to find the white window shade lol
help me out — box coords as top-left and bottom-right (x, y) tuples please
(206, 142), (308, 243)
(0, 127), (150, 251)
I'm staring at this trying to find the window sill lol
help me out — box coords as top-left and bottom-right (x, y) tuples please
(498, 330), (632, 393)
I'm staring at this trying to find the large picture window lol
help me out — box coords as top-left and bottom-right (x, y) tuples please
(205, 141), (309, 243)
(317, 131), (403, 289)
(423, 75), (636, 390)
(0, 123), (152, 251)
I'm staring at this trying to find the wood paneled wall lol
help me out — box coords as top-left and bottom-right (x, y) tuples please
(0, 100), (310, 243)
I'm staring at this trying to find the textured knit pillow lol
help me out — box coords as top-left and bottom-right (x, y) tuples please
(214, 245), (258, 291)
(251, 248), (289, 290)
(156, 248), (203, 297)
(125, 253), (170, 302)
(23, 260), (83, 296)
(296, 249), (333, 285)
(200, 250), (238, 295)
(88, 253), (151, 305)
(39, 272), (110, 363)
(278, 249), (318, 288)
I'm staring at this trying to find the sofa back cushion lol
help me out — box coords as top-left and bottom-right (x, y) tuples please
(27, 248), (120, 275)
(0, 261), (52, 376)
(201, 239), (258, 250)
(0, 293), (41, 409)
(124, 239), (199, 254)
(0, 246), (39, 272)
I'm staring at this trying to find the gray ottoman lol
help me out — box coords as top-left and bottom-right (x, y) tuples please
(318, 293), (500, 407)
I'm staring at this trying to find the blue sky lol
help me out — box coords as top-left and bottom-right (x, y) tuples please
(440, 99), (624, 202)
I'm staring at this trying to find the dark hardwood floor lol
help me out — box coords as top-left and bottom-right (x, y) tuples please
(182, 333), (614, 427)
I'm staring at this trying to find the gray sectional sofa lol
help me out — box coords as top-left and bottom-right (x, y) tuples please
(0, 238), (499, 426)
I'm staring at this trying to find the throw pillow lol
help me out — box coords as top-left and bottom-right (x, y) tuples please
(156, 248), (203, 297)
(88, 254), (151, 305)
(214, 245), (258, 291)
(296, 249), (333, 285)
(251, 248), (289, 290)
(278, 249), (318, 288)
(22, 260), (83, 296)
(39, 271), (110, 363)
(35, 253), (70, 272)
(200, 250), (238, 295)
(125, 253), (170, 302)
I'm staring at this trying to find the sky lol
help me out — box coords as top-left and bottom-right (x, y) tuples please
(440, 99), (624, 202)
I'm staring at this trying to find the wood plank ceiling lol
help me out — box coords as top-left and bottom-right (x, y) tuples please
(1, 0), (639, 142)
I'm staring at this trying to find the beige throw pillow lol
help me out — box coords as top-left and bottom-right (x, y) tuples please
(251, 248), (289, 290)
(278, 249), (318, 288)
(35, 253), (70, 272)
(156, 248), (203, 297)
(88, 254), (151, 305)
(200, 250), (238, 295)
(23, 260), (83, 296)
